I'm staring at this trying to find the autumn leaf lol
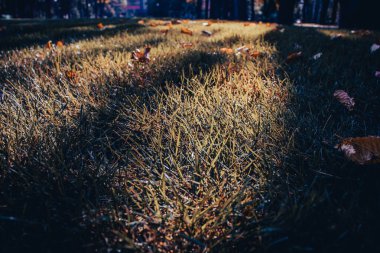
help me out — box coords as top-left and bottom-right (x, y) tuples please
(160, 29), (169, 35)
(56, 41), (64, 48)
(66, 70), (77, 80)
(202, 30), (212, 36)
(180, 42), (193, 48)
(251, 51), (261, 58)
(243, 23), (250, 27)
(220, 48), (234, 54)
(336, 136), (380, 165)
(131, 46), (151, 63)
(333, 90), (355, 111)
(97, 22), (104, 30)
(181, 27), (193, 36)
(286, 51), (302, 63)
(45, 40), (53, 50)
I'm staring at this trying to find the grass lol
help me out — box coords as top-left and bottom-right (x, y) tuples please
(0, 18), (380, 252)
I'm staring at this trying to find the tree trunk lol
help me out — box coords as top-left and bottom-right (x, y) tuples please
(319, 0), (329, 24)
(196, 0), (203, 18)
(331, 0), (339, 24)
(251, 0), (255, 21)
(278, 0), (295, 25)
(238, 0), (248, 20)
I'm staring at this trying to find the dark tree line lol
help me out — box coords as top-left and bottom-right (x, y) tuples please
(0, 0), (379, 29)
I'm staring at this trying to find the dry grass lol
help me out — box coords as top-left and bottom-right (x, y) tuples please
(1, 19), (380, 252)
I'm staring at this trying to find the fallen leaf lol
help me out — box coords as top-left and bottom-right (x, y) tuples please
(56, 41), (64, 48)
(160, 29), (169, 35)
(97, 22), (104, 30)
(370, 43), (380, 53)
(336, 136), (380, 165)
(181, 27), (193, 36)
(202, 30), (212, 36)
(66, 70), (77, 80)
(251, 51), (261, 58)
(131, 46), (151, 63)
(243, 23), (251, 27)
(333, 90), (355, 111)
(220, 48), (234, 54)
(180, 42), (193, 48)
(286, 51), (302, 63)
(45, 40), (53, 49)
(313, 52), (322, 60)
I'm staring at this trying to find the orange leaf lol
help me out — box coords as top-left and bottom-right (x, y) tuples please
(251, 51), (261, 58)
(56, 41), (64, 48)
(243, 23), (250, 27)
(333, 90), (355, 111)
(180, 42), (193, 48)
(97, 23), (104, 30)
(131, 46), (151, 63)
(66, 70), (77, 80)
(220, 48), (234, 54)
(286, 51), (302, 63)
(181, 27), (193, 36)
(336, 136), (380, 165)
(45, 40), (53, 50)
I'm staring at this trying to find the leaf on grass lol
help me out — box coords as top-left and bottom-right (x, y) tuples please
(251, 51), (261, 58)
(202, 30), (212, 36)
(56, 41), (64, 48)
(160, 29), (169, 35)
(370, 43), (380, 53)
(220, 48), (234, 54)
(180, 42), (193, 48)
(45, 40), (53, 49)
(66, 70), (77, 80)
(97, 22), (104, 30)
(181, 27), (193, 36)
(131, 47), (151, 63)
(375, 71), (380, 78)
(243, 23), (251, 27)
(333, 90), (355, 111)
(336, 136), (380, 165)
(313, 52), (322, 60)
(286, 51), (302, 63)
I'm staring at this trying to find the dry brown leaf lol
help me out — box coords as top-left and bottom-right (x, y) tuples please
(243, 23), (251, 27)
(181, 27), (193, 36)
(336, 136), (380, 165)
(220, 48), (234, 54)
(160, 29), (169, 35)
(180, 42), (193, 48)
(333, 90), (355, 111)
(66, 70), (77, 80)
(56, 41), (64, 48)
(131, 46), (151, 63)
(251, 51), (261, 58)
(286, 51), (302, 63)
(45, 40), (53, 50)
(97, 22), (104, 30)
(202, 30), (212, 36)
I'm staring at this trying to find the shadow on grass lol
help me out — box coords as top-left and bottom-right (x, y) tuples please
(0, 46), (228, 252)
(0, 18), (146, 50)
(219, 27), (380, 253)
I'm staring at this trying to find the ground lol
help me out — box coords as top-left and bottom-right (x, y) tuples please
(0, 19), (380, 252)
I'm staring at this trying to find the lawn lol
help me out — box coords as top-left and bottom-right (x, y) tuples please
(0, 18), (380, 252)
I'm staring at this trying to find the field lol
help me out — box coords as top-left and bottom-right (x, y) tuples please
(0, 19), (380, 252)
